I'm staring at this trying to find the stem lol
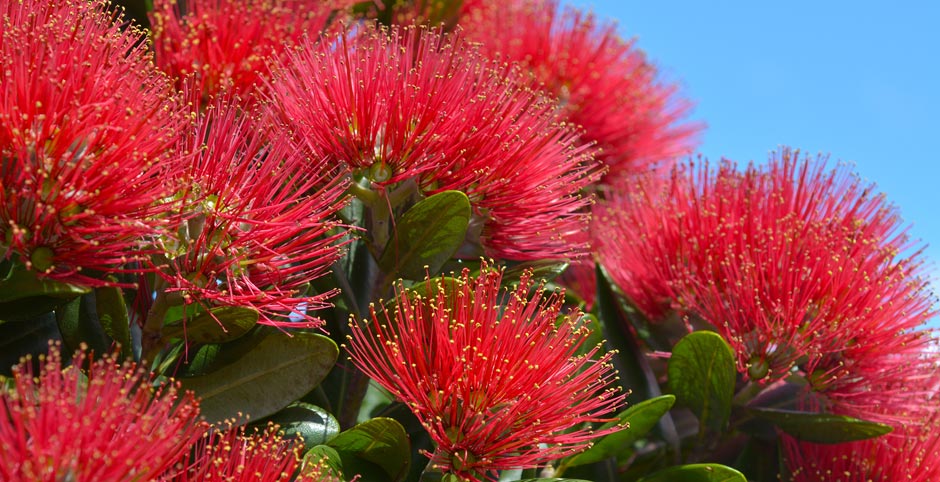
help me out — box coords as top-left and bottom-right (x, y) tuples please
(733, 380), (765, 407)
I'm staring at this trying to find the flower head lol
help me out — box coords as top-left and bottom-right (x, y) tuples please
(784, 354), (940, 481)
(266, 25), (600, 261)
(595, 148), (935, 423)
(1, 0), (186, 286)
(150, 0), (354, 102)
(459, 0), (700, 181)
(0, 344), (204, 481)
(156, 96), (349, 328)
(345, 266), (625, 480)
(162, 421), (313, 482)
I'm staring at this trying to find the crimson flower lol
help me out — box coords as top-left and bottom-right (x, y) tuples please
(154, 97), (349, 328)
(1, 0), (185, 287)
(161, 422), (318, 482)
(0, 344), (204, 481)
(458, 0), (700, 181)
(150, 0), (355, 102)
(595, 148), (935, 423)
(266, 26), (600, 261)
(345, 267), (625, 480)
(784, 356), (940, 481)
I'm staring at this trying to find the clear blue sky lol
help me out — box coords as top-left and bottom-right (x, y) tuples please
(567, 1), (940, 292)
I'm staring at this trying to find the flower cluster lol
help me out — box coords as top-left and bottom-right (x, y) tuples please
(458, 0), (700, 180)
(0, 344), (336, 481)
(0, 345), (203, 481)
(595, 148), (936, 423)
(346, 267), (625, 480)
(151, 95), (349, 328)
(162, 421), (309, 482)
(150, 0), (355, 101)
(266, 25), (600, 261)
(0, 0), (185, 286)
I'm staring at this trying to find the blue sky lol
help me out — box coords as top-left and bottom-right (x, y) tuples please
(567, 1), (940, 292)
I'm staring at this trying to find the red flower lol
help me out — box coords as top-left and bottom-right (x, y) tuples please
(595, 148), (935, 423)
(784, 356), (940, 481)
(345, 267), (625, 481)
(156, 97), (349, 328)
(0, 344), (204, 481)
(0, 0), (186, 287)
(162, 422), (316, 482)
(150, 0), (355, 102)
(267, 26), (600, 261)
(459, 0), (700, 181)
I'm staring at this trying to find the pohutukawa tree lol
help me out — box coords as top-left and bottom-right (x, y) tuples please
(1, 0), (937, 480)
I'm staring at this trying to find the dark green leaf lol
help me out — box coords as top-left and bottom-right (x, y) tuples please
(0, 264), (89, 323)
(747, 407), (892, 443)
(0, 263), (90, 302)
(327, 417), (411, 482)
(502, 260), (570, 284)
(668, 331), (736, 433)
(179, 332), (338, 424)
(0, 312), (59, 376)
(95, 286), (131, 356)
(266, 402), (341, 450)
(162, 306), (258, 344)
(637, 463), (747, 482)
(562, 395), (676, 468)
(594, 264), (680, 452)
(55, 293), (110, 355)
(379, 190), (471, 280)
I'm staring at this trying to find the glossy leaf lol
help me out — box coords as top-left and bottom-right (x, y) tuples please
(327, 417), (411, 482)
(668, 331), (736, 433)
(378, 190), (471, 280)
(0, 264), (89, 323)
(594, 265), (680, 451)
(179, 332), (338, 424)
(637, 463), (747, 482)
(55, 293), (110, 355)
(748, 407), (892, 443)
(302, 445), (344, 478)
(95, 286), (131, 356)
(162, 306), (258, 344)
(501, 259), (570, 284)
(266, 402), (341, 450)
(562, 395), (676, 468)
(0, 312), (59, 376)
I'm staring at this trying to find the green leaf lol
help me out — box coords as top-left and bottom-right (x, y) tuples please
(55, 293), (111, 355)
(265, 402), (341, 450)
(637, 463), (747, 482)
(0, 264), (89, 323)
(502, 260), (570, 284)
(302, 445), (344, 478)
(378, 190), (471, 280)
(162, 306), (258, 344)
(327, 417), (411, 482)
(0, 263), (90, 302)
(95, 286), (131, 356)
(594, 264), (680, 451)
(179, 331), (338, 424)
(562, 395), (676, 468)
(668, 331), (737, 433)
(747, 407), (893, 443)
(0, 312), (59, 376)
